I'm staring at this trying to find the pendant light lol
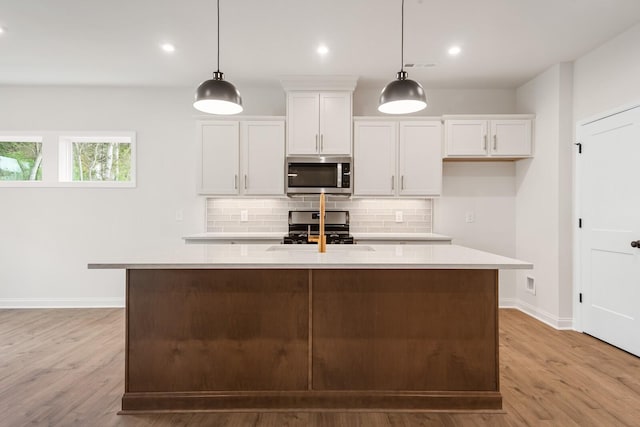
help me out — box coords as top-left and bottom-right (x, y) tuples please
(378, 0), (427, 114)
(194, 0), (243, 115)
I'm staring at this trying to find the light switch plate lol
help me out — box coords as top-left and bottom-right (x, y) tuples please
(395, 211), (403, 223)
(240, 210), (249, 222)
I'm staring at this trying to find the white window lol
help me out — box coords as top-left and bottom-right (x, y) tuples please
(0, 136), (43, 182)
(58, 133), (136, 187)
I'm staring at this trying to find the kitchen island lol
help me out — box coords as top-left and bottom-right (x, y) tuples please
(89, 244), (531, 413)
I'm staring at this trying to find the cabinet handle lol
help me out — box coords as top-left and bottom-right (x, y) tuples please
(493, 134), (497, 150)
(320, 134), (324, 152)
(315, 134), (319, 151)
(391, 176), (395, 190)
(234, 174), (238, 189)
(401, 175), (405, 190)
(244, 174), (247, 190)
(484, 135), (488, 151)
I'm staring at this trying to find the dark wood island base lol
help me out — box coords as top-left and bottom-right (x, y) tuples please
(122, 268), (500, 412)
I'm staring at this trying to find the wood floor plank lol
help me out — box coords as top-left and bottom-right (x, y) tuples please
(1, 308), (639, 426)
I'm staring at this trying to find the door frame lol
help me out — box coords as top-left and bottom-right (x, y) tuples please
(573, 100), (640, 332)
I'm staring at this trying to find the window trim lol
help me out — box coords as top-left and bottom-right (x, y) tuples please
(58, 132), (137, 188)
(0, 131), (136, 188)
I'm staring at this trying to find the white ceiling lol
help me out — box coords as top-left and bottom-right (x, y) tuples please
(1, 0), (640, 89)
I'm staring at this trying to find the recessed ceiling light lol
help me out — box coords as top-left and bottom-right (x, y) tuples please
(317, 44), (329, 56)
(161, 43), (176, 53)
(0, 27), (5, 35)
(448, 46), (462, 56)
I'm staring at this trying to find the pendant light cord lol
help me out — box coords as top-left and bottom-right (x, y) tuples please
(216, 0), (220, 73)
(400, 0), (404, 72)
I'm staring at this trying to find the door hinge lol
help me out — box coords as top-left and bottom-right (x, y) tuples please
(575, 142), (582, 153)
(578, 218), (582, 228)
(579, 293), (583, 303)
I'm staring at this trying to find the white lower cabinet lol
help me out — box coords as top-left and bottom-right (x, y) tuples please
(198, 120), (285, 196)
(443, 115), (533, 159)
(354, 120), (442, 197)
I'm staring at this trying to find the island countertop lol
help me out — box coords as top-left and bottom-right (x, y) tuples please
(88, 244), (532, 270)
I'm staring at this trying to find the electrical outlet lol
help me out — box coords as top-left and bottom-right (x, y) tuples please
(175, 209), (183, 222)
(240, 210), (249, 222)
(465, 211), (475, 223)
(395, 211), (403, 223)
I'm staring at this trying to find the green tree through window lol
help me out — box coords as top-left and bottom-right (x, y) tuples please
(0, 141), (43, 181)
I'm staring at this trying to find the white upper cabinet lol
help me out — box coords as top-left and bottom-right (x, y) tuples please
(241, 121), (285, 196)
(444, 120), (488, 156)
(443, 115), (533, 159)
(354, 119), (442, 197)
(198, 119), (285, 196)
(198, 121), (240, 195)
(286, 91), (352, 156)
(354, 121), (397, 196)
(287, 92), (320, 155)
(490, 119), (532, 157)
(398, 121), (442, 196)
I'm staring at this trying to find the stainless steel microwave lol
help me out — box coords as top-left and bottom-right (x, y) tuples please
(286, 157), (352, 195)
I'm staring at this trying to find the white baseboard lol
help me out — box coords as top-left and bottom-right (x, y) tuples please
(499, 297), (518, 308)
(0, 297), (125, 309)
(512, 299), (574, 330)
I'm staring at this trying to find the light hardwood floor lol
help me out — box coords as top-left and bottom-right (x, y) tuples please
(1, 308), (639, 426)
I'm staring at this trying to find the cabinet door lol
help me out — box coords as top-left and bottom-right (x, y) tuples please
(287, 92), (320, 155)
(354, 121), (397, 196)
(490, 120), (532, 157)
(319, 92), (352, 155)
(399, 121), (442, 196)
(444, 120), (488, 157)
(198, 121), (239, 195)
(241, 121), (285, 195)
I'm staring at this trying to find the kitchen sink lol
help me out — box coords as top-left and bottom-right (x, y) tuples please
(266, 245), (375, 252)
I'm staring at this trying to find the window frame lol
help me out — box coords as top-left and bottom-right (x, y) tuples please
(57, 132), (137, 188)
(0, 131), (136, 188)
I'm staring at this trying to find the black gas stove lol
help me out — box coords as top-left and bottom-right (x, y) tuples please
(282, 210), (354, 244)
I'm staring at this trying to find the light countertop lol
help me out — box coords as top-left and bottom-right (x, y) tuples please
(183, 232), (284, 241)
(351, 232), (451, 241)
(89, 244), (531, 270)
(183, 232), (452, 242)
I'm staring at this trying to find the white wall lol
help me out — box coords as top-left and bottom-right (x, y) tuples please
(0, 86), (203, 306)
(433, 162), (517, 304)
(354, 85), (517, 116)
(573, 23), (640, 122)
(0, 84), (517, 307)
(515, 63), (574, 329)
(570, 22), (640, 329)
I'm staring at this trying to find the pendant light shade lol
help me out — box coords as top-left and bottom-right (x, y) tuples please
(378, 71), (426, 114)
(194, 71), (243, 115)
(194, 0), (243, 115)
(378, 0), (427, 114)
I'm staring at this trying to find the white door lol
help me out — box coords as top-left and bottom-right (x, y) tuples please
(287, 92), (319, 155)
(398, 121), (442, 196)
(198, 121), (239, 195)
(353, 121), (397, 196)
(579, 105), (640, 357)
(490, 120), (532, 157)
(319, 92), (352, 155)
(241, 121), (285, 196)
(444, 120), (488, 157)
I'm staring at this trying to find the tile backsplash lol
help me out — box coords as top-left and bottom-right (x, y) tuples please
(206, 197), (432, 233)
